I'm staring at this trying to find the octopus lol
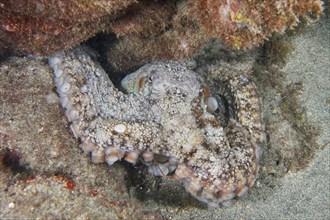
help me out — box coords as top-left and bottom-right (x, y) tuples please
(48, 46), (265, 207)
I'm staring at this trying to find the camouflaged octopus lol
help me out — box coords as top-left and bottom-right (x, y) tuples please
(49, 46), (265, 207)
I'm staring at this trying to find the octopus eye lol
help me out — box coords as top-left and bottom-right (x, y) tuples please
(148, 74), (154, 83)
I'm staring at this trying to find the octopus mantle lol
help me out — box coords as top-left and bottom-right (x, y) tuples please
(49, 47), (265, 207)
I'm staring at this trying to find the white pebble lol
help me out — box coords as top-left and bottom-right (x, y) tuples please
(114, 124), (126, 133)
(207, 96), (218, 113)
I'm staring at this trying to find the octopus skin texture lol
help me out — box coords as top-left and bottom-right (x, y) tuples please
(49, 47), (265, 207)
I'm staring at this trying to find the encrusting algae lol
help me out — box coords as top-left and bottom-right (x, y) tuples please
(0, 0), (324, 71)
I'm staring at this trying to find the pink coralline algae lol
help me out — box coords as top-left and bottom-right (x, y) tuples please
(0, 1), (323, 71)
(108, 0), (324, 71)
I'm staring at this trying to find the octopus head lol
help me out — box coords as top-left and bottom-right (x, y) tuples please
(121, 62), (203, 102)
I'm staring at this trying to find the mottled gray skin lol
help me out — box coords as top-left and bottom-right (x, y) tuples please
(49, 47), (265, 207)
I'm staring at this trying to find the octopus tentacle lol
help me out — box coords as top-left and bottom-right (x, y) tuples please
(49, 46), (264, 207)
